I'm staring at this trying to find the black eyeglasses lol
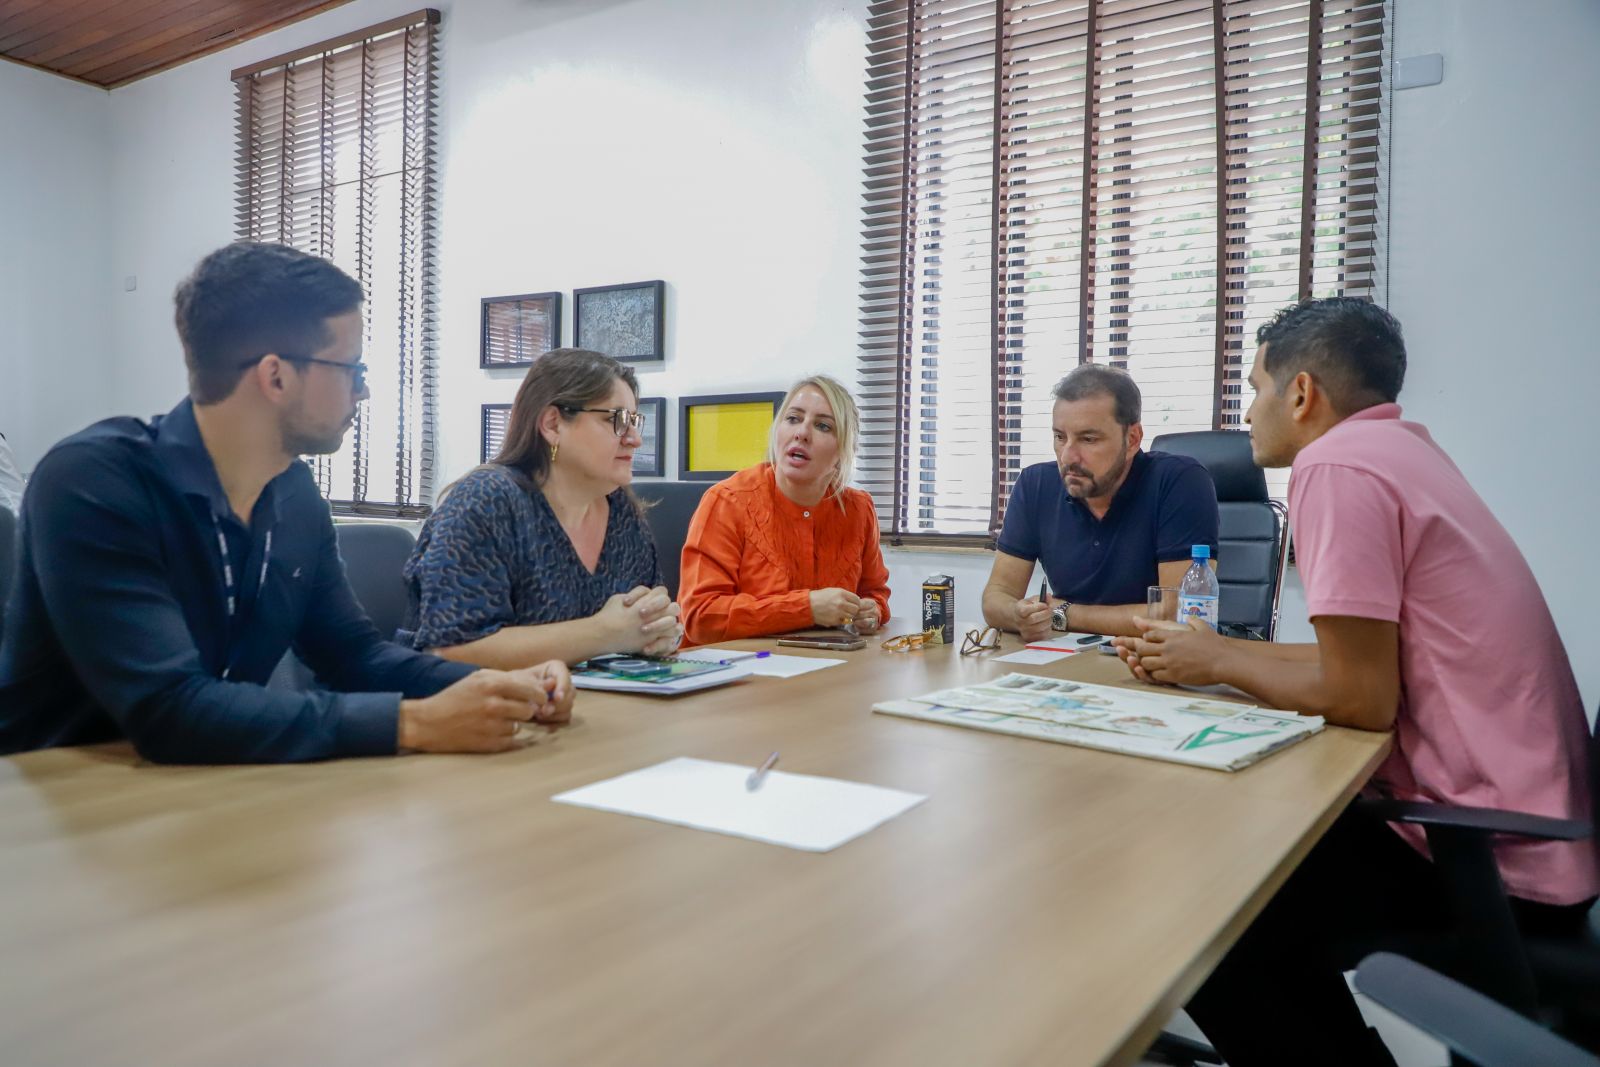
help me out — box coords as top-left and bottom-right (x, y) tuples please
(241, 354), (368, 393)
(557, 406), (645, 438)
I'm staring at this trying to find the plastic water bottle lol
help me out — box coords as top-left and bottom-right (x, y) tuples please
(1177, 545), (1219, 630)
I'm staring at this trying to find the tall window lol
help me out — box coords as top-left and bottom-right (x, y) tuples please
(858, 0), (1388, 543)
(233, 10), (441, 518)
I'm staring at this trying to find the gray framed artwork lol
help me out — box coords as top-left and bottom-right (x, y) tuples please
(632, 396), (665, 478)
(573, 280), (665, 362)
(481, 292), (561, 368)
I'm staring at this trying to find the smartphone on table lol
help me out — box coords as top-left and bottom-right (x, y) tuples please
(775, 633), (867, 652)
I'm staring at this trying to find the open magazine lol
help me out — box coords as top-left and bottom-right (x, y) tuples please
(873, 673), (1322, 771)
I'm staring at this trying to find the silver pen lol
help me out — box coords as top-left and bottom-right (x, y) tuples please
(745, 751), (780, 792)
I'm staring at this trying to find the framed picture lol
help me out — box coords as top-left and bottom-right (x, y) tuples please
(633, 396), (666, 478)
(573, 280), (665, 362)
(481, 403), (512, 463)
(481, 292), (561, 368)
(677, 392), (784, 481)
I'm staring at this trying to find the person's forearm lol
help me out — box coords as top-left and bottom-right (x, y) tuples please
(434, 617), (610, 669)
(982, 586), (1024, 632)
(1213, 642), (1390, 730)
(1239, 640), (1319, 662)
(1063, 602), (1142, 638)
(330, 642), (476, 698)
(681, 590), (813, 645)
(122, 683), (399, 764)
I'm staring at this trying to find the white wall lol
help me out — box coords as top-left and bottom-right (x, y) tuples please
(0, 61), (115, 471)
(1386, 0), (1600, 708)
(104, 0), (868, 481)
(57, 0), (1600, 704)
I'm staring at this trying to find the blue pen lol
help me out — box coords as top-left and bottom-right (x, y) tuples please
(717, 650), (771, 665)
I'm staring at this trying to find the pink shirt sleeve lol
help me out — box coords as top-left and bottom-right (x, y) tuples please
(1289, 462), (1404, 624)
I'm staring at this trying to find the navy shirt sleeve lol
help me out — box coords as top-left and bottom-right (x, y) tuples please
(402, 470), (523, 650)
(995, 465), (1044, 561)
(1154, 461), (1221, 563)
(23, 443), (418, 764)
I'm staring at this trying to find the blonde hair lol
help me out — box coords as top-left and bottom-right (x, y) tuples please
(767, 374), (859, 507)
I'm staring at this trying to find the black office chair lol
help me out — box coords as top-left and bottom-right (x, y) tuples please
(0, 505), (15, 648)
(1355, 952), (1600, 1067)
(1149, 431), (1289, 640)
(633, 481), (714, 600)
(269, 521), (418, 691)
(334, 522), (418, 640)
(1352, 716), (1600, 1048)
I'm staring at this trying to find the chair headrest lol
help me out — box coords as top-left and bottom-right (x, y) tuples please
(1149, 431), (1268, 502)
(335, 522), (417, 557)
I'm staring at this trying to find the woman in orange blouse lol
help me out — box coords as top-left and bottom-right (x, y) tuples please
(679, 375), (891, 644)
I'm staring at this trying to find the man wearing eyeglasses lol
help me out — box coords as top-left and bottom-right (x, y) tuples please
(0, 242), (573, 763)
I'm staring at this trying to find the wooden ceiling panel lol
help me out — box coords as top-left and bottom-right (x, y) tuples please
(50, 3), (251, 75)
(15, 0), (186, 65)
(0, 0), (112, 53)
(0, 0), (357, 88)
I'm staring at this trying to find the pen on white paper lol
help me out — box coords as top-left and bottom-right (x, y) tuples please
(553, 757), (927, 852)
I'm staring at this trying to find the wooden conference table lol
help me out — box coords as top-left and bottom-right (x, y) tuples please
(0, 635), (1389, 1067)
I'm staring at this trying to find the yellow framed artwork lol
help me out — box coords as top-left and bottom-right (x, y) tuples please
(677, 392), (784, 481)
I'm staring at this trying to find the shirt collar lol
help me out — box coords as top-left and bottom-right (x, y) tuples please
(1341, 402), (1403, 424)
(151, 397), (282, 525)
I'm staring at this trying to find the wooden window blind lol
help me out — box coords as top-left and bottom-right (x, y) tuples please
(858, 0), (1387, 543)
(232, 9), (441, 518)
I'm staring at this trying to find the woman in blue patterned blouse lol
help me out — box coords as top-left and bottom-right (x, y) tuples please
(398, 349), (682, 665)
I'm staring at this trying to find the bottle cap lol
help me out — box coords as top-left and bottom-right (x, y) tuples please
(1191, 544), (1210, 559)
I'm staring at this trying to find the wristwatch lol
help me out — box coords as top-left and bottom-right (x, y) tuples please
(1051, 601), (1071, 632)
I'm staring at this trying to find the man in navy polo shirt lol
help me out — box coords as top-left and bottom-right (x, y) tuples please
(0, 242), (572, 764)
(981, 364), (1218, 640)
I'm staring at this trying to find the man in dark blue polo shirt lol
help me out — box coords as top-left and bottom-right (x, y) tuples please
(981, 364), (1218, 640)
(0, 242), (572, 764)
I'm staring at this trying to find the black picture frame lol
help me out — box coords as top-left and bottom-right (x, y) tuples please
(677, 391), (785, 482)
(481, 403), (512, 463)
(633, 396), (666, 478)
(572, 280), (665, 363)
(480, 291), (561, 368)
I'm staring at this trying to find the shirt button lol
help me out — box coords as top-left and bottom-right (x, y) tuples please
(803, 510), (811, 518)
(1093, 541), (1099, 546)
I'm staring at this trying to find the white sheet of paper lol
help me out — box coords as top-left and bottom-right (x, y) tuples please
(551, 757), (926, 852)
(676, 649), (846, 679)
(1024, 632), (1111, 653)
(995, 647), (1074, 665)
(743, 654), (846, 678)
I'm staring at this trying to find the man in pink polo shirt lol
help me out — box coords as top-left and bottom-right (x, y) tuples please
(1121, 297), (1597, 1066)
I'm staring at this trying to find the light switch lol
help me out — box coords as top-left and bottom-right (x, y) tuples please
(1394, 53), (1443, 90)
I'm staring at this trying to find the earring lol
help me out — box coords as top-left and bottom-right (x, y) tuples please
(550, 442), (560, 464)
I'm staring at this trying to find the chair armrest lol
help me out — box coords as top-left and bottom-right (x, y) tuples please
(1357, 797), (1591, 842)
(1354, 953), (1600, 1067)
